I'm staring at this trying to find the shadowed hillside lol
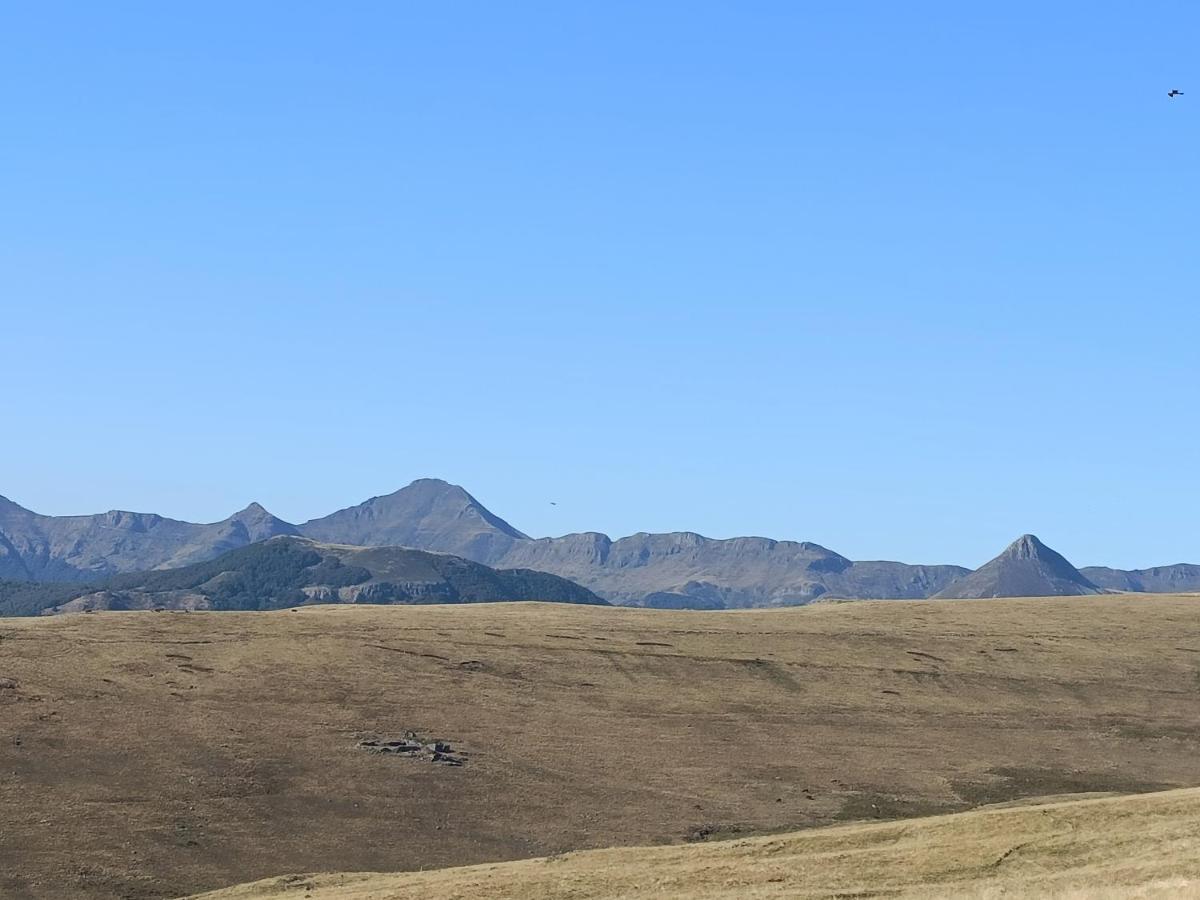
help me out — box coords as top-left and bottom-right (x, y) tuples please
(0, 536), (606, 616)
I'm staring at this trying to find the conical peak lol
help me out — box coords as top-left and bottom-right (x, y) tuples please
(1004, 534), (1049, 560)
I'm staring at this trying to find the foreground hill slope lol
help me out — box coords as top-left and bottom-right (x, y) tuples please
(933, 534), (1102, 599)
(2, 595), (1200, 898)
(0, 536), (606, 615)
(193, 787), (1200, 899)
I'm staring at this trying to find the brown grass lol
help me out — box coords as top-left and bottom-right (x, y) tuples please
(189, 787), (1200, 899)
(2, 595), (1200, 898)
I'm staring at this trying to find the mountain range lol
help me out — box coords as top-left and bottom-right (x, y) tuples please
(0, 536), (606, 616)
(2, 478), (1197, 607)
(0, 494), (297, 581)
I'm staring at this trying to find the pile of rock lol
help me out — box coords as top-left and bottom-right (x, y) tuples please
(357, 731), (466, 766)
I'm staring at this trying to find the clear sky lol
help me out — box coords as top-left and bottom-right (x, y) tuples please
(2, 2), (1196, 569)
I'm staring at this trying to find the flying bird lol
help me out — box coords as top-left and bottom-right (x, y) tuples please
(550, 501), (557, 506)
(1168, 89), (1184, 98)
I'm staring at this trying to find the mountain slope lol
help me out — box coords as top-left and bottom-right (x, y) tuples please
(299, 479), (528, 561)
(0, 494), (297, 581)
(489, 532), (966, 607)
(933, 535), (1102, 599)
(5, 536), (606, 616)
(1082, 563), (1200, 594)
(0, 525), (33, 581)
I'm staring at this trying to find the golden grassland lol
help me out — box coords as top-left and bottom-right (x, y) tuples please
(190, 786), (1200, 899)
(2, 594), (1199, 897)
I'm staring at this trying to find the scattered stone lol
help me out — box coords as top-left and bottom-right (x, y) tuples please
(357, 732), (467, 766)
(359, 739), (423, 754)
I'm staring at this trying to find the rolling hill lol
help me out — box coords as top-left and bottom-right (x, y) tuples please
(2, 594), (1199, 898)
(191, 787), (1200, 899)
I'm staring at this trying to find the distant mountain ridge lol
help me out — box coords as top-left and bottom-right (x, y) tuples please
(1080, 563), (1200, 594)
(2, 479), (1196, 606)
(0, 494), (297, 581)
(485, 531), (967, 607)
(2, 536), (606, 616)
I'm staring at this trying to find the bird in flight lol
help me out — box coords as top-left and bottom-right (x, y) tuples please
(1168, 89), (1184, 98)
(550, 501), (557, 506)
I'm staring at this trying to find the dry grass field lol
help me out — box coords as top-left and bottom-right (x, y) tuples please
(2, 595), (1200, 898)
(191, 787), (1200, 899)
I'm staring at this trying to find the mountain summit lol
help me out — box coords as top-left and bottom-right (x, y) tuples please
(933, 534), (1101, 599)
(298, 478), (528, 561)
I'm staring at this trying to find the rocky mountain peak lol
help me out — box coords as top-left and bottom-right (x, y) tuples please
(297, 479), (527, 560)
(1002, 534), (1051, 560)
(225, 503), (298, 542)
(933, 534), (1099, 599)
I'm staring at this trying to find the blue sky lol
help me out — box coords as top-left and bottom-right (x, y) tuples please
(1, 2), (1196, 568)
